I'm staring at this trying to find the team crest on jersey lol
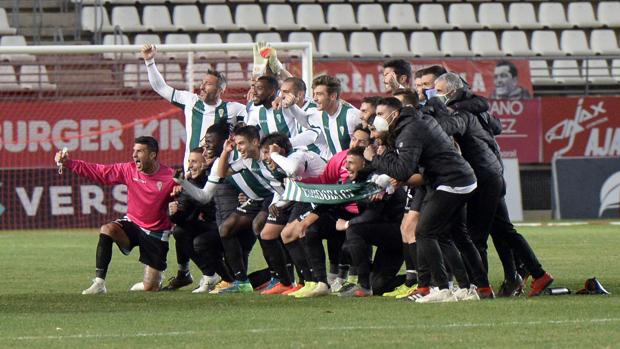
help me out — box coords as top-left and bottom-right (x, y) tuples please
(275, 112), (282, 123)
(218, 109), (224, 118)
(339, 126), (345, 135)
(156, 181), (163, 191)
(399, 142), (404, 148)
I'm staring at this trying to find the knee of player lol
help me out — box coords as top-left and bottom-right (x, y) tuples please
(100, 223), (116, 237)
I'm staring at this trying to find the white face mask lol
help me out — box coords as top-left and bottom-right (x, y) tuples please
(373, 116), (390, 132)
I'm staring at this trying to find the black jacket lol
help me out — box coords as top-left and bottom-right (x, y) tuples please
(430, 98), (504, 181)
(170, 171), (216, 225)
(349, 186), (407, 226)
(449, 88), (502, 136)
(371, 106), (477, 189)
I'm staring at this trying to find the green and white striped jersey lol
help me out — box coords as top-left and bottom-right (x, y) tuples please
(208, 150), (273, 201)
(246, 106), (296, 138)
(171, 91), (247, 170)
(229, 154), (286, 197)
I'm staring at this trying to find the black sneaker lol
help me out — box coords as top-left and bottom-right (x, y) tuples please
(497, 274), (524, 297)
(161, 271), (193, 291)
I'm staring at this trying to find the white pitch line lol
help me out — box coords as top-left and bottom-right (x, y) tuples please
(11, 318), (620, 341)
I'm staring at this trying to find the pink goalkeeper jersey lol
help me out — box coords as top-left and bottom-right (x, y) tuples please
(65, 160), (176, 231)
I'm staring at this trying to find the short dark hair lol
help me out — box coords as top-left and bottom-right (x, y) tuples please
(232, 125), (260, 143)
(205, 119), (230, 140)
(377, 97), (403, 110)
(496, 60), (518, 78)
(347, 146), (366, 160)
(383, 59), (412, 84)
(414, 69), (425, 79)
(353, 124), (371, 137)
(419, 65), (447, 79)
(361, 96), (382, 107)
(135, 136), (159, 154)
(312, 75), (341, 98)
(283, 77), (306, 94)
(206, 69), (227, 90)
(190, 147), (204, 154)
(393, 88), (419, 107)
(259, 132), (293, 155)
(257, 75), (280, 92)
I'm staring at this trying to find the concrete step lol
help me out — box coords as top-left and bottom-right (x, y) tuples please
(14, 13), (78, 29)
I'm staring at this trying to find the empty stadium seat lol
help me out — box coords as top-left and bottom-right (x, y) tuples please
(448, 4), (482, 30)
(102, 34), (131, 60)
(0, 8), (16, 35)
(287, 32), (317, 53)
(318, 32), (350, 57)
(357, 4), (390, 30)
(531, 31), (563, 56)
(173, 5), (204, 31)
(266, 4), (300, 31)
(204, 5), (237, 31)
(552, 60), (585, 84)
(255, 32), (282, 43)
(440, 31), (471, 57)
(124, 63), (149, 88)
(507, 3), (540, 29)
(226, 33), (253, 58)
(165, 33), (193, 59)
(296, 5), (330, 31)
(143, 6), (176, 32)
(111, 6), (144, 32)
(162, 63), (184, 88)
(379, 32), (411, 57)
(418, 4), (451, 30)
(81, 6), (114, 32)
(539, 2), (570, 29)
(501, 31), (533, 56)
(19, 65), (56, 90)
(478, 3), (510, 30)
(190, 63), (213, 86)
(134, 33), (161, 46)
(327, 4), (361, 30)
(567, 2), (601, 28)
(529, 60), (554, 85)
(387, 4), (419, 30)
(590, 30), (620, 55)
(560, 30), (592, 56)
(350, 32), (381, 57)
(235, 5), (269, 31)
(597, 2), (620, 28)
(581, 60), (615, 84)
(410, 31), (441, 57)
(0, 65), (20, 90)
(471, 31), (502, 56)
(0, 35), (36, 62)
(196, 33), (223, 59)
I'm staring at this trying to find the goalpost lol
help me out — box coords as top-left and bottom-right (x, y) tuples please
(0, 42), (313, 230)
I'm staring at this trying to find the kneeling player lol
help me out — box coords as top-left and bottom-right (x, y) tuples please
(55, 137), (176, 294)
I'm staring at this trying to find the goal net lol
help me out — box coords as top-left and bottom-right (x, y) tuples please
(0, 42), (312, 230)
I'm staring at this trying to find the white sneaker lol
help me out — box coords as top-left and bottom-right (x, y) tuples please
(305, 282), (330, 298)
(192, 274), (222, 293)
(129, 282), (145, 291)
(454, 285), (481, 301)
(82, 278), (107, 295)
(416, 288), (458, 303)
(330, 277), (347, 293)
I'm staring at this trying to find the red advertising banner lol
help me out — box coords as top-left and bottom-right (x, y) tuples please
(290, 59), (532, 104)
(0, 169), (128, 230)
(491, 99), (542, 163)
(542, 97), (620, 162)
(0, 100), (185, 169)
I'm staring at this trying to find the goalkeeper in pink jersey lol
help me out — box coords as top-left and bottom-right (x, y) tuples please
(54, 136), (176, 294)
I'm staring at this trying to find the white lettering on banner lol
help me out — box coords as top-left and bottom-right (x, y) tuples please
(50, 186), (74, 215)
(490, 100), (524, 116)
(0, 119), (124, 153)
(336, 74), (350, 93)
(80, 185), (106, 214)
(15, 184), (127, 217)
(585, 128), (620, 157)
(15, 187), (43, 216)
(471, 73), (486, 93)
(134, 119), (185, 151)
(337, 72), (382, 95)
(545, 98), (607, 158)
(500, 119), (518, 135)
(113, 185), (127, 214)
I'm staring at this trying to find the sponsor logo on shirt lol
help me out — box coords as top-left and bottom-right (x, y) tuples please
(132, 177), (146, 184)
(157, 181), (163, 191)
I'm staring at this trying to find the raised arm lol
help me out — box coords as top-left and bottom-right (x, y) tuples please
(142, 44), (174, 101)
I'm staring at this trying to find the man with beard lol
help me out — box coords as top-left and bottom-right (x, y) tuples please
(490, 60), (531, 100)
(141, 44), (247, 171)
(56, 137), (176, 294)
(359, 96), (381, 129)
(435, 72), (553, 297)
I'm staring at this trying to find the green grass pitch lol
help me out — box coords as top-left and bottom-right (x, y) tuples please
(0, 224), (619, 348)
